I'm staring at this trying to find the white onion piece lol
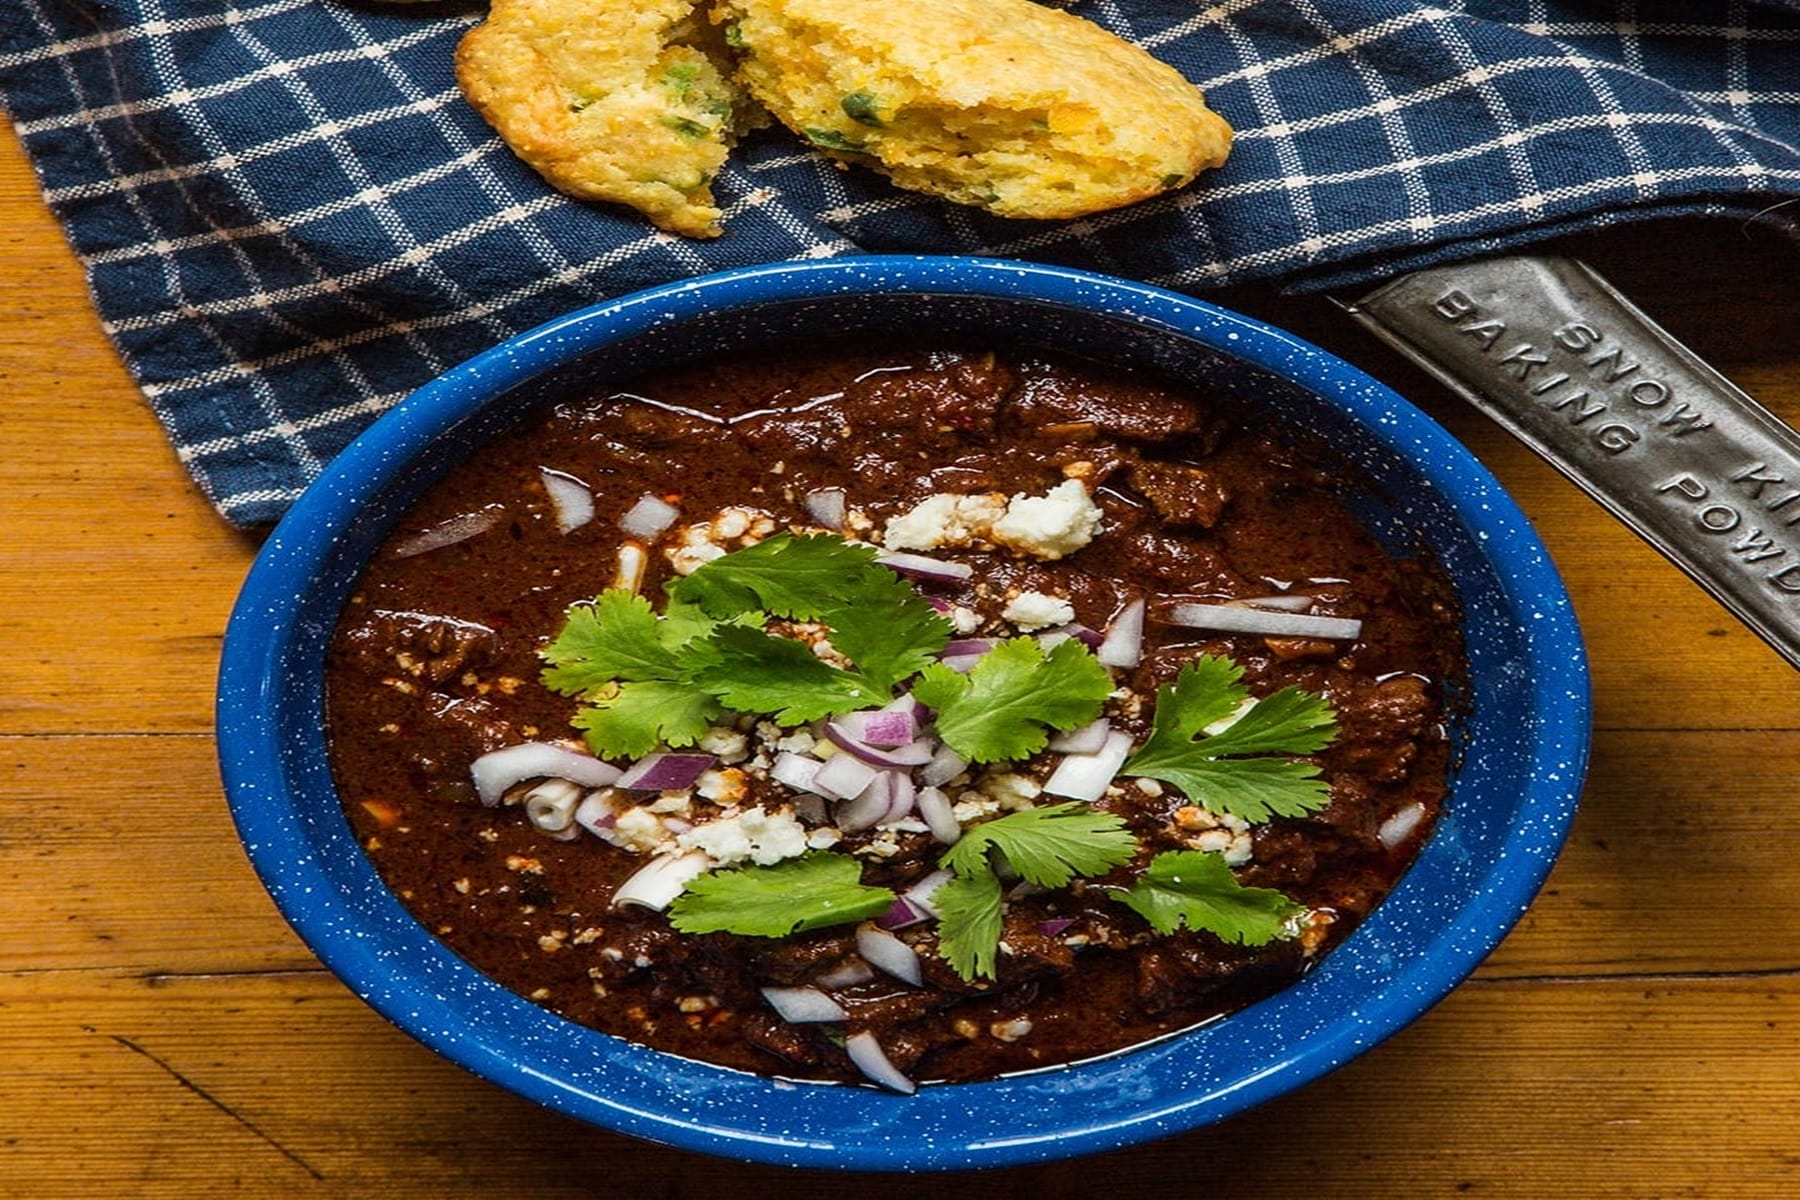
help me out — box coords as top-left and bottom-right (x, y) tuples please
(921, 744), (967, 787)
(615, 752), (715, 791)
(1043, 730), (1136, 802)
(937, 653), (986, 674)
(834, 772), (894, 833)
(770, 751), (823, 794)
(1233, 593), (1316, 612)
(802, 487), (847, 530)
(812, 751), (879, 801)
(815, 958), (877, 988)
(539, 467), (595, 534)
(874, 550), (974, 583)
(856, 922), (924, 986)
(1378, 802), (1428, 849)
(903, 868), (954, 917)
(611, 850), (711, 911)
(882, 772), (917, 824)
(761, 985), (848, 1023)
(391, 505), (503, 559)
(470, 742), (622, 807)
(1048, 717), (1111, 755)
(618, 493), (680, 539)
(1166, 602), (1363, 641)
(1096, 598), (1146, 668)
(612, 541), (648, 593)
(844, 1031), (917, 1094)
(837, 707), (918, 748)
(523, 778), (583, 832)
(915, 785), (962, 845)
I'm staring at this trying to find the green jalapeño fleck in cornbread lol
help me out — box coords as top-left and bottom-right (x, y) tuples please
(457, 0), (757, 237)
(713, 0), (1232, 220)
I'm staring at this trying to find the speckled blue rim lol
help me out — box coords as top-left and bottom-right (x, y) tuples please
(217, 256), (1590, 1172)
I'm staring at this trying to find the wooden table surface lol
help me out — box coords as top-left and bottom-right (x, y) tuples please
(4, 118), (1798, 1196)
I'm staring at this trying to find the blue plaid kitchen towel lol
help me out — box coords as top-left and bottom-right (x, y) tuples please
(3, 1), (1798, 525)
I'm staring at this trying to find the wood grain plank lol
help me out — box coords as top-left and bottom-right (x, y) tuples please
(2, 967), (1794, 1197)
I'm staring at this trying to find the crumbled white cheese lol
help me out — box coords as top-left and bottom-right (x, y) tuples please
(948, 604), (983, 635)
(699, 726), (750, 763)
(696, 768), (748, 805)
(881, 492), (1007, 552)
(596, 806), (671, 854)
(1001, 590), (1074, 631)
(676, 805), (809, 867)
(990, 479), (1103, 560)
(979, 772), (1042, 811)
(880, 480), (1101, 561)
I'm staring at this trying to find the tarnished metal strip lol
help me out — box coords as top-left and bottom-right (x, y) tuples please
(1342, 256), (1800, 671)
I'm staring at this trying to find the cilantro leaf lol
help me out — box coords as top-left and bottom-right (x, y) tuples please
(541, 590), (686, 694)
(820, 571), (951, 690)
(939, 802), (1137, 889)
(911, 637), (1112, 763)
(666, 852), (895, 936)
(1110, 850), (1306, 943)
(931, 867), (1004, 981)
(690, 623), (889, 723)
(1123, 656), (1338, 822)
(666, 532), (881, 619)
(572, 680), (720, 759)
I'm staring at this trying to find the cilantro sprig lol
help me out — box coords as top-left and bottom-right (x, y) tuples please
(667, 852), (896, 936)
(912, 637), (1113, 764)
(933, 803), (1137, 980)
(540, 534), (952, 758)
(1109, 850), (1308, 943)
(1123, 655), (1338, 822)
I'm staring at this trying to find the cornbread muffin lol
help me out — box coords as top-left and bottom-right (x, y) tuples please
(456, 0), (751, 237)
(713, 0), (1232, 220)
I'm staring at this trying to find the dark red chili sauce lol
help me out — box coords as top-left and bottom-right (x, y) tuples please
(324, 342), (1463, 1086)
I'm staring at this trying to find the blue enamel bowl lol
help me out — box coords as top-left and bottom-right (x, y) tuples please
(217, 256), (1589, 1171)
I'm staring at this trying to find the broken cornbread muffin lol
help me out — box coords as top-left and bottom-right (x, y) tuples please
(456, 0), (755, 237)
(713, 0), (1232, 221)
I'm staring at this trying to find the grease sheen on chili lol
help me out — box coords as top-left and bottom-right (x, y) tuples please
(324, 341), (1464, 1086)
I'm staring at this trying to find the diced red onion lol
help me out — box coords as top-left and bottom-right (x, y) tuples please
(915, 785), (962, 845)
(1048, 717), (1111, 755)
(850, 707), (918, 748)
(844, 1031), (917, 1094)
(1378, 801), (1428, 849)
(823, 719), (934, 767)
(1233, 593), (1316, 612)
(834, 772), (894, 833)
(611, 851), (711, 911)
(1166, 602), (1363, 641)
(522, 778), (583, 833)
(874, 550), (974, 583)
(573, 790), (622, 835)
(618, 493), (680, 540)
(391, 505), (503, 559)
(760, 985), (848, 1023)
(792, 793), (827, 825)
(1096, 598), (1146, 668)
(1037, 623), (1103, 651)
(856, 922), (924, 986)
(902, 868), (954, 917)
(1039, 918), (1076, 937)
(875, 896), (928, 931)
(539, 467), (595, 534)
(470, 742), (623, 807)
(770, 751), (823, 795)
(614, 752), (716, 791)
(941, 638), (998, 659)
(1042, 729), (1136, 803)
(921, 744), (967, 787)
(811, 751), (879, 801)
(802, 487), (847, 531)
(937, 653), (985, 674)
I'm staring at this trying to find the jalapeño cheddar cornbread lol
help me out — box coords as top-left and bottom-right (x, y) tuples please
(455, 0), (754, 238)
(456, 0), (1233, 234)
(716, 0), (1232, 221)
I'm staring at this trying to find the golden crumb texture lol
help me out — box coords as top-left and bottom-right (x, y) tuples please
(455, 0), (751, 238)
(714, 0), (1232, 221)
